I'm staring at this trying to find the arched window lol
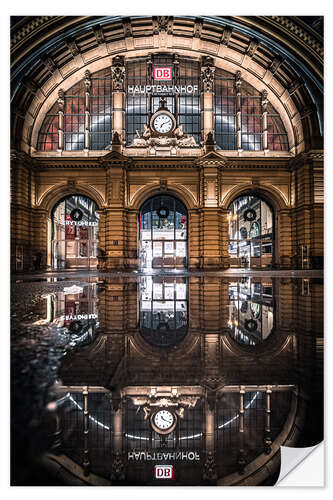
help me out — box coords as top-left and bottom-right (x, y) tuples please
(214, 68), (288, 151)
(139, 194), (187, 270)
(228, 195), (273, 268)
(51, 195), (99, 269)
(38, 68), (112, 151)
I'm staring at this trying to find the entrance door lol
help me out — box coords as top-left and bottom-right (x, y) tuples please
(52, 195), (99, 269)
(228, 195), (273, 269)
(139, 195), (187, 270)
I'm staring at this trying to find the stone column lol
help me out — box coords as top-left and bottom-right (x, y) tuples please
(261, 90), (269, 152)
(10, 151), (34, 271)
(111, 56), (126, 143)
(32, 207), (49, 270)
(277, 208), (293, 269)
(238, 386), (246, 474)
(264, 386), (272, 454)
(84, 70), (91, 150)
(235, 71), (242, 152)
(82, 386), (90, 476)
(57, 89), (64, 151)
(201, 57), (215, 142)
(199, 164), (225, 269)
(200, 57), (215, 142)
(188, 209), (201, 270)
(103, 160), (127, 270)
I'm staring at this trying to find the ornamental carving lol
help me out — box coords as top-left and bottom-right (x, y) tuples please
(152, 16), (173, 35)
(201, 64), (215, 93)
(246, 38), (259, 57)
(66, 38), (80, 57)
(111, 452), (125, 481)
(111, 56), (125, 91)
(57, 89), (64, 112)
(202, 452), (217, 481)
(93, 25), (105, 44)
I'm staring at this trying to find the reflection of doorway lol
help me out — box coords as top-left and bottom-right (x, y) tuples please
(51, 195), (99, 269)
(139, 195), (187, 270)
(228, 195), (274, 268)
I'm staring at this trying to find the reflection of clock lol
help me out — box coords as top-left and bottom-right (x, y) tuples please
(150, 111), (176, 135)
(151, 409), (177, 434)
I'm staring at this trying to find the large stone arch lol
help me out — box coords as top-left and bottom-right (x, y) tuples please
(222, 183), (291, 268)
(221, 183), (289, 212)
(26, 45), (300, 154)
(130, 182), (197, 211)
(38, 183), (105, 214)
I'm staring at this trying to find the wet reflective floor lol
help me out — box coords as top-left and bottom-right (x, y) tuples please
(11, 272), (323, 486)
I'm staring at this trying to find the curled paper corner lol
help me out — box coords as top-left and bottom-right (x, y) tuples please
(277, 441), (324, 487)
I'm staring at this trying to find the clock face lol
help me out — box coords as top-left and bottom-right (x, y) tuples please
(153, 113), (174, 134)
(153, 410), (175, 431)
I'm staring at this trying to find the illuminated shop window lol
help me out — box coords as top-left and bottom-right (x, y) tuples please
(228, 195), (273, 268)
(51, 195), (99, 270)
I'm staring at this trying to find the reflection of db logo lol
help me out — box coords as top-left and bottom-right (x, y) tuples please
(154, 465), (173, 479)
(154, 67), (172, 80)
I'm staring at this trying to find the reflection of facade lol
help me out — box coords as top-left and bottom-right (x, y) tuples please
(228, 279), (274, 345)
(34, 276), (322, 485)
(11, 16), (323, 272)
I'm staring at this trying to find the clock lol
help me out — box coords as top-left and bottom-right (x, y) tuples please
(150, 110), (176, 135)
(151, 409), (177, 434)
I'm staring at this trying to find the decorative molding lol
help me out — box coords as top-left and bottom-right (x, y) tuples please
(65, 38), (80, 57)
(93, 24), (105, 45)
(111, 56), (125, 91)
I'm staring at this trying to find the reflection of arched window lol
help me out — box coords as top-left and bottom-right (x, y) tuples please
(228, 279), (274, 345)
(139, 195), (187, 269)
(52, 195), (99, 269)
(228, 195), (273, 268)
(139, 276), (188, 347)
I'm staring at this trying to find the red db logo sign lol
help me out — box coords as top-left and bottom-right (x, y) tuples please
(154, 465), (173, 479)
(153, 67), (172, 80)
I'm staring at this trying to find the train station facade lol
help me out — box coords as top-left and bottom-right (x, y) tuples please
(10, 16), (323, 273)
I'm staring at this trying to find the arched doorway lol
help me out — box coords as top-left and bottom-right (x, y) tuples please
(228, 195), (274, 268)
(51, 195), (99, 269)
(139, 195), (188, 270)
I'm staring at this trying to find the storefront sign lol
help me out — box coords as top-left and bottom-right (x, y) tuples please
(128, 85), (199, 95)
(64, 220), (98, 226)
(128, 451), (200, 461)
